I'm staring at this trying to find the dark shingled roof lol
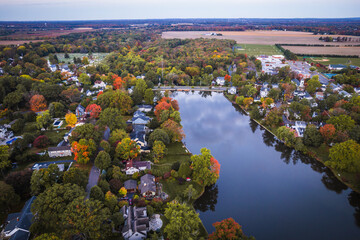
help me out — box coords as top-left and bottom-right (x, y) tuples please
(48, 146), (71, 152)
(124, 179), (137, 190)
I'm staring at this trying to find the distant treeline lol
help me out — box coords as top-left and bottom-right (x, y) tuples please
(275, 44), (298, 60)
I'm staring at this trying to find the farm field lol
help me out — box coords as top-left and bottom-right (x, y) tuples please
(305, 56), (360, 66)
(162, 30), (360, 45)
(49, 53), (109, 64)
(282, 45), (360, 57)
(234, 44), (282, 56)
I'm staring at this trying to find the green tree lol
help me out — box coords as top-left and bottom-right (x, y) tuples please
(48, 102), (65, 118)
(108, 129), (128, 146)
(36, 110), (52, 129)
(98, 108), (126, 131)
(70, 123), (101, 142)
(90, 185), (104, 201)
(79, 73), (91, 85)
(178, 162), (192, 178)
(183, 184), (197, 202)
(306, 75), (321, 94)
(61, 196), (112, 240)
(115, 138), (140, 161)
(144, 88), (154, 105)
(191, 148), (219, 187)
(0, 181), (20, 212)
(109, 90), (133, 114)
(30, 164), (61, 195)
(0, 145), (10, 177)
(134, 78), (148, 98)
(62, 167), (88, 189)
(152, 140), (166, 163)
(303, 125), (323, 147)
(100, 140), (111, 153)
(164, 202), (201, 240)
(95, 151), (112, 171)
(327, 115), (355, 132)
(31, 183), (85, 234)
(33, 233), (61, 240)
(276, 126), (296, 147)
(326, 140), (360, 172)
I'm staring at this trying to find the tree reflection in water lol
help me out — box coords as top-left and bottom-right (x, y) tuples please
(257, 120), (360, 226)
(249, 119), (258, 133)
(194, 184), (219, 212)
(199, 91), (212, 98)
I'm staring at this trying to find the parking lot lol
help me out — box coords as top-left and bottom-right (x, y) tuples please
(286, 60), (329, 85)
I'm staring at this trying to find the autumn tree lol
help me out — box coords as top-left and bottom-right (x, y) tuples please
(152, 140), (166, 163)
(98, 108), (126, 131)
(164, 202), (201, 240)
(326, 140), (360, 172)
(155, 97), (179, 120)
(224, 74), (231, 82)
(71, 140), (92, 164)
(115, 138), (140, 161)
(61, 88), (81, 103)
(109, 90), (133, 114)
(79, 73), (91, 85)
(33, 135), (49, 148)
(243, 97), (253, 110)
(109, 129), (128, 146)
(85, 104), (102, 119)
(209, 218), (254, 240)
(112, 75), (125, 89)
(65, 112), (77, 127)
(327, 115), (355, 132)
(263, 108), (283, 128)
(161, 119), (185, 142)
(191, 148), (220, 187)
(30, 94), (47, 112)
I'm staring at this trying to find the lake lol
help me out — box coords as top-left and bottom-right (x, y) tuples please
(173, 91), (360, 240)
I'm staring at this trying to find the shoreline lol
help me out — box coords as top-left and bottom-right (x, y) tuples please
(224, 94), (360, 194)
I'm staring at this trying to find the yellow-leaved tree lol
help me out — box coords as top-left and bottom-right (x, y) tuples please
(65, 113), (77, 127)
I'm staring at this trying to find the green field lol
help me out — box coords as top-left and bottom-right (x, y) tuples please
(234, 44), (283, 56)
(305, 57), (360, 67)
(48, 53), (109, 65)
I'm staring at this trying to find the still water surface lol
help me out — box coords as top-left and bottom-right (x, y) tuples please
(173, 91), (360, 240)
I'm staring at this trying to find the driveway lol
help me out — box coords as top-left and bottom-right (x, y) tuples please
(86, 165), (100, 199)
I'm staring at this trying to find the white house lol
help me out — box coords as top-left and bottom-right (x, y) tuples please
(216, 77), (225, 86)
(48, 146), (72, 158)
(228, 86), (237, 95)
(93, 80), (107, 89)
(260, 87), (269, 98)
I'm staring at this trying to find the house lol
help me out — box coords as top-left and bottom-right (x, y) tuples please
(124, 160), (152, 175)
(128, 86), (134, 95)
(339, 90), (352, 98)
(121, 206), (149, 240)
(328, 64), (346, 71)
(93, 80), (107, 89)
(216, 77), (225, 86)
(75, 104), (86, 117)
(86, 90), (94, 97)
(228, 86), (237, 95)
(48, 146), (72, 158)
(0, 125), (14, 141)
(49, 64), (57, 72)
(329, 83), (342, 92)
(139, 174), (156, 197)
(0, 67), (4, 75)
(130, 125), (150, 153)
(293, 121), (307, 137)
(260, 87), (269, 98)
(124, 179), (137, 193)
(132, 115), (151, 125)
(137, 105), (152, 113)
(1, 196), (36, 240)
(315, 92), (324, 100)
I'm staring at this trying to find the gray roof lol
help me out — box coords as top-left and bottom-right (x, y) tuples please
(139, 174), (156, 195)
(133, 161), (151, 169)
(48, 146), (71, 152)
(124, 179), (137, 190)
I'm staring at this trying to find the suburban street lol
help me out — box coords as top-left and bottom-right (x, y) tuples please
(86, 165), (100, 199)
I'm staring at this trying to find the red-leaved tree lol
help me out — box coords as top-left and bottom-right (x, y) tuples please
(210, 157), (220, 177)
(33, 135), (49, 148)
(320, 124), (336, 143)
(154, 97), (179, 120)
(30, 95), (47, 112)
(112, 75), (125, 90)
(225, 74), (231, 82)
(85, 104), (102, 119)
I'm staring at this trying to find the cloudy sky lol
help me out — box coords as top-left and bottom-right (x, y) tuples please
(0, 0), (359, 21)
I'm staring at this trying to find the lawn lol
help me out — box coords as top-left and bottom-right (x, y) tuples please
(305, 57), (360, 67)
(44, 129), (68, 146)
(234, 44), (283, 56)
(48, 53), (109, 65)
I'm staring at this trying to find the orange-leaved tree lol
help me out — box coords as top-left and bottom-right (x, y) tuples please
(161, 119), (185, 142)
(210, 157), (220, 177)
(154, 97), (179, 120)
(112, 75), (125, 90)
(115, 138), (140, 161)
(209, 218), (250, 240)
(224, 74), (231, 82)
(71, 141), (90, 164)
(85, 104), (102, 119)
(320, 124), (336, 144)
(30, 94), (47, 112)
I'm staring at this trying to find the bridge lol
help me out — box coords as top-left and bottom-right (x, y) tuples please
(153, 86), (229, 92)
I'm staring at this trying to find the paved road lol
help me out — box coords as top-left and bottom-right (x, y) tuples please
(86, 165), (100, 199)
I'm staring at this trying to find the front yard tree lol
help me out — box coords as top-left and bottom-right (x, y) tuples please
(191, 148), (220, 187)
(65, 113), (77, 127)
(326, 140), (360, 172)
(85, 104), (102, 119)
(30, 183), (85, 234)
(36, 110), (52, 129)
(152, 140), (166, 163)
(71, 140), (91, 164)
(0, 145), (10, 177)
(62, 167), (88, 189)
(61, 196), (112, 240)
(30, 94), (47, 112)
(115, 138), (140, 161)
(30, 164), (61, 195)
(95, 151), (111, 171)
(209, 218), (254, 240)
(164, 202), (201, 240)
